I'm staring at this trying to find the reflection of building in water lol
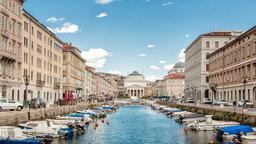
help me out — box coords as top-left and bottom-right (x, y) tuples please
(124, 71), (148, 98)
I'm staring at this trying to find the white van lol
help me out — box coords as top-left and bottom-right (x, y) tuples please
(0, 98), (23, 111)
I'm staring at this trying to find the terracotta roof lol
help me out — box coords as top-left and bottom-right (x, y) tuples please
(164, 74), (185, 79)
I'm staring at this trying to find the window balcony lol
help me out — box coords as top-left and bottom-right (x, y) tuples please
(36, 80), (45, 87)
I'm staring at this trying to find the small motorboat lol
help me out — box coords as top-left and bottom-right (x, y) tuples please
(175, 113), (206, 124)
(0, 126), (41, 144)
(213, 125), (256, 144)
(19, 121), (74, 138)
(187, 115), (240, 131)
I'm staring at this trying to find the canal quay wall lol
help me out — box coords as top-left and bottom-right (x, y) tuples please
(0, 102), (104, 126)
(158, 102), (256, 126)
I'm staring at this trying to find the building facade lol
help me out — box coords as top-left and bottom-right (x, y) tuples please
(152, 80), (164, 96)
(208, 26), (256, 103)
(185, 31), (241, 102)
(0, 0), (24, 99)
(124, 71), (147, 98)
(163, 62), (185, 98)
(63, 43), (86, 99)
(84, 66), (97, 97)
(16, 10), (63, 104)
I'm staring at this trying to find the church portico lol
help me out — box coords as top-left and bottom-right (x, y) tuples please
(124, 71), (147, 99)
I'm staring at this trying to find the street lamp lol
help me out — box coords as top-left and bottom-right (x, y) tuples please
(23, 74), (30, 120)
(210, 83), (217, 104)
(241, 74), (248, 123)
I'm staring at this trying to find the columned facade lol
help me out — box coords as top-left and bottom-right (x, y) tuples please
(124, 71), (147, 99)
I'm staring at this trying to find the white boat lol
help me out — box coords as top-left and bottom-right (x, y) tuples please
(242, 135), (256, 144)
(187, 116), (240, 131)
(171, 111), (194, 118)
(19, 121), (73, 138)
(0, 126), (32, 140)
(46, 119), (76, 125)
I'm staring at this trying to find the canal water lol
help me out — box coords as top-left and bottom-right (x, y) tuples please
(56, 105), (213, 144)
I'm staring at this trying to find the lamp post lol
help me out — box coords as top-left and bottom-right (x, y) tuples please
(210, 84), (217, 105)
(241, 75), (248, 123)
(23, 74), (30, 120)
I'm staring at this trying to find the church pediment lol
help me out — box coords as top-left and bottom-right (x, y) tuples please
(126, 84), (144, 89)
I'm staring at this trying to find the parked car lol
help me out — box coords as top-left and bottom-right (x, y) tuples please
(224, 101), (234, 106)
(185, 98), (195, 103)
(29, 98), (46, 109)
(214, 99), (227, 106)
(202, 98), (212, 104)
(0, 98), (23, 111)
(238, 100), (254, 108)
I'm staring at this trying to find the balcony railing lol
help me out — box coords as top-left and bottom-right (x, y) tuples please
(0, 49), (16, 62)
(54, 82), (61, 89)
(36, 80), (45, 87)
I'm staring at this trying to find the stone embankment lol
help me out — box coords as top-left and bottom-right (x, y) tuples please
(0, 102), (103, 126)
(158, 102), (256, 126)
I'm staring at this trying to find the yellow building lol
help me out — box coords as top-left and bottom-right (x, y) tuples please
(63, 43), (86, 98)
(0, 0), (24, 99)
(18, 10), (64, 103)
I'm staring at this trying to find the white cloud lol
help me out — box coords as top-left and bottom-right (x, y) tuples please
(137, 53), (146, 57)
(95, 0), (113, 4)
(178, 48), (185, 62)
(108, 70), (122, 75)
(81, 48), (109, 68)
(164, 64), (174, 70)
(150, 65), (160, 70)
(185, 34), (190, 38)
(48, 22), (80, 34)
(159, 60), (166, 64)
(162, 1), (173, 6)
(46, 17), (64, 23)
(147, 44), (155, 48)
(96, 12), (108, 18)
(146, 75), (161, 82)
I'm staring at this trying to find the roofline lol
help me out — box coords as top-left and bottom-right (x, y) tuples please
(184, 32), (241, 53)
(23, 9), (64, 45)
(63, 47), (86, 62)
(208, 26), (256, 58)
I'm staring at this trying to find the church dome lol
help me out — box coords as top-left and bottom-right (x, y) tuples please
(128, 71), (143, 76)
(173, 62), (185, 69)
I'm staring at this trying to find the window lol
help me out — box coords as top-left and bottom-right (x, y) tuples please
(215, 41), (219, 48)
(37, 58), (42, 68)
(224, 41), (228, 45)
(24, 21), (28, 32)
(37, 44), (42, 54)
(206, 64), (209, 71)
(254, 42), (256, 54)
(206, 41), (210, 48)
(24, 37), (28, 47)
(31, 55), (34, 65)
(2, 37), (8, 50)
(37, 72), (41, 81)
(2, 14), (8, 30)
(31, 71), (33, 81)
(24, 53), (28, 63)
(37, 31), (42, 40)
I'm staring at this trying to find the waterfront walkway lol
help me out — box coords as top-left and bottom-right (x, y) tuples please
(0, 102), (104, 126)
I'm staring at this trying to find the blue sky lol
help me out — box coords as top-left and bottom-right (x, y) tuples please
(24, 0), (256, 81)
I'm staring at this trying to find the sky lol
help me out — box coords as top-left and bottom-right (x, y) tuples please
(24, 0), (256, 81)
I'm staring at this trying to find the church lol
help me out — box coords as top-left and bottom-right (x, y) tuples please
(124, 71), (148, 98)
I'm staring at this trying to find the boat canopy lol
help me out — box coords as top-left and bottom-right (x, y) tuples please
(221, 125), (254, 135)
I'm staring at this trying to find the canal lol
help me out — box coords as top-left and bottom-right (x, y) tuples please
(56, 105), (213, 144)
